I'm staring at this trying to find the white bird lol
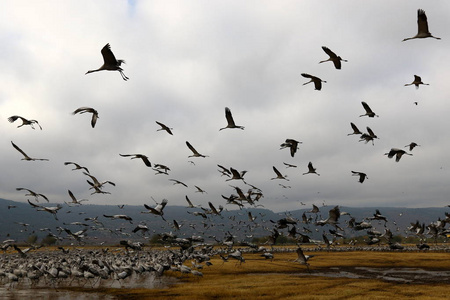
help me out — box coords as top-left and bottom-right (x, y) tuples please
(186, 141), (208, 158)
(359, 101), (378, 118)
(403, 9), (441, 42)
(219, 107), (244, 131)
(11, 141), (49, 161)
(384, 148), (413, 162)
(86, 43), (129, 80)
(303, 162), (320, 176)
(404, 75), (429, 89)
(119, 153), (152, 167)
(301, 73), (326, 90)
(8, 115), (42, 130)
(319, 46), (347, 69)
(72, 107), (99, 128)
(156, 121), (173, 135)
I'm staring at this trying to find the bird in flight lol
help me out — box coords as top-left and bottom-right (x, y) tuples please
(405, 142), (420, 151)
(86, 43), (129, 80)
(155, 121), (173, 135)
(351, 171), (368, 183)
(359, 101), (378, 118)
(384, 148), (413, 162)
(271, 166), (289, 181)
(16, 187), (49, 202)
(64, 162), (90, 173)
(404, 75), (429, 89)
(403, 9), (441, 42)
(11, 141), (49, 161)
(66, 190), (88, 206)
(301, 73), (326, 90)
(347, 122), (362, 136)
(8, 115), (42, 130)
(280, 139), (301, 157)
(119, 154), (152, 167)
(72, 107), (99, 128)
(186, 141), (208, 158)
(319, 46), (347, 69)
(303, 162), (320, 176)
(219, 107), (244, 131)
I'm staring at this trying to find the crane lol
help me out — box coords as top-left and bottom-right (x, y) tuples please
(86, 43), (129, 80)
(303, 162), (320, 176)
(219, 107), (244, 130)
(319, 46), (347, 69)
(359, 101), (378, 118)
(8, 115), (42, 130)
(301, 73), (326, 90)
(11, 141), (49, 161)
(405, 75), (429, 89)
(403, 9), (441, 41)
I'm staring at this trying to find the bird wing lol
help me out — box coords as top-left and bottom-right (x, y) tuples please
(27, 199), (42, 208)
(101, 43), (118, 65)
(91, 113), (98, 128)
(328, 206), (340, 223)
(307, 162), (314, 171)
(361, 102), (373, 113)
(224, 107), (236, 127)
(366, 127), (376, 137)
(68, 190), (77, 202)
(273, 166), (282, 177)
(301, 73), (312, 79)
(11, 141), (29, 158)
(313, 78), (322, 90)
(417, 9), (430, 34)
(350, 122), (361, 134)
(414, 75), (421, 82)
(73, 107), (93, 114)
(140, 156), (152, 167)
(8, 115), (24, 123)
(186, 141), (199, 155)
(321, 46), (337, 58)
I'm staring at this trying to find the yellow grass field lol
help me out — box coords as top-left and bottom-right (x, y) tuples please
(64, 249), (450, 300)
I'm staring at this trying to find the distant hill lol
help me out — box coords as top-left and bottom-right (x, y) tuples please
(0, 198), (448, 245)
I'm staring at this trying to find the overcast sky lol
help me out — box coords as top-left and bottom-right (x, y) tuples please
(1, 1), (449, 212)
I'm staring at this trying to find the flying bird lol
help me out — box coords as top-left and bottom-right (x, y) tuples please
(351, 171), (368, 183)
(384, 148), (413, 162)
(16, 188), (48, 202)
(405, 142), (420, 151)
(8, 115), (42, 130)
(103, 214), (133, 223)
(347, 122), (362, 136)
(283, 162), (297, 168)
(186, 141), (208, 158)
(11, 141), (49, 161)
(219, 107), (244, 131)
(280, 139), (301, 157)
(66, 190), (88, 206)
(301, 73), (326, 90)
(64, 162), (89, 173)
(72, 107), (99, 128)
(143, 199), (168, 220)
(404, 75), (429, 89)
(271, 166), (289, 181)
(169, 179), (188, 188)
(402, 9), (441, 42)
(119, 154), (151, 167)
(156, 121), (173, 135)
(303, 162), (320, 176)
(359, 101), (378, 118)
(86, 43), (129, 80)
(319, 46), (347, 69)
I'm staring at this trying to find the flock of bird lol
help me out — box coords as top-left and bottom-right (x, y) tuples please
(2, 8), (449, 289)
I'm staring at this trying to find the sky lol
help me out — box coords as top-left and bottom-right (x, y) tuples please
(1, 1), (450, 212)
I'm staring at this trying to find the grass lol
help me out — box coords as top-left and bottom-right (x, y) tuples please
(67, 249), (450, 300)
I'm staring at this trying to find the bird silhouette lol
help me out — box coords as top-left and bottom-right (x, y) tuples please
(301, 73), (326, 90)
(403, 9), (441, 41)
(72, 107), (99, 128)
(220, 107), (244, 131)
(319, 46), (347, 69)
(86, 43), (129, 80)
